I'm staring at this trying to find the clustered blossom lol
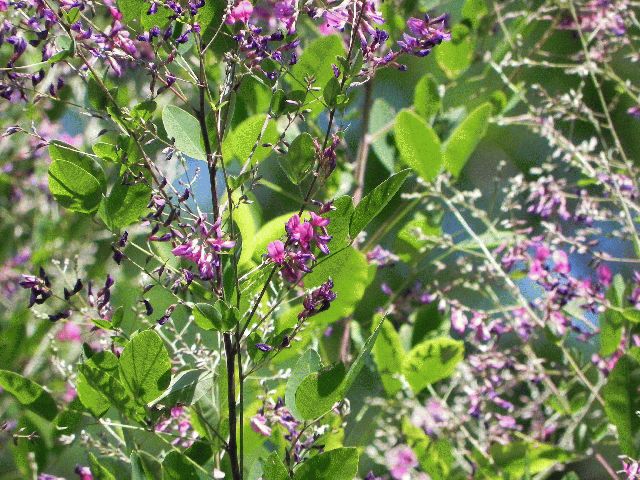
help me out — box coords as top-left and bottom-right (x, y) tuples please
(298, 279), (337, 320)
(20, 267), (52, 307)
(87, 274), (116, 321)
(266, 209), (332, 283)
(621, 456), (640, 479)
(410, 399), (449, 437)
(155, 405), (198, 448)
(171, 216), (235, 281)
(317, 0), (450, 74)
(250, 397), (326, 465)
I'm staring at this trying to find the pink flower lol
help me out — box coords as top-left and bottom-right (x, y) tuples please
(250, 414), (272, 436)
(552, 250), (570, 274)
(621, 457), (640, 479)
(267, 240), (286, 264)
(528, 259), (545, 281)
(535, 244), (551, 261)
(63, 385), (77, 403)
(450, 308), (467, 334)
(385, 446), (418, 480)
(56, 322), (82, 342)
(226, 0), (253, 24)
(597, 264), (613, 287)
(286, 214), (314, 248)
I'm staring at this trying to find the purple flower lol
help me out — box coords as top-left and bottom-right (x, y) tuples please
(366, 245), (399, 268)
(171, 217), (234, 281)
(450, 307), (467, 334)
(298, 279), (337, 320)
(255, 343), (272, 352)
(397, 14), (450, 58)
(267, 240), (285, 264)
(250, 414), (272, 436)
(226, 0), (253, 24)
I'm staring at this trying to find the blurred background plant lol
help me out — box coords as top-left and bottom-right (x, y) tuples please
(1, 0), (640, 479)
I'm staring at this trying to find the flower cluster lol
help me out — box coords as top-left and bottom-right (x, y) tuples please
(155, 405), (198, 448)
(266, 210), (332, 283)
(171, 216), (235, 281)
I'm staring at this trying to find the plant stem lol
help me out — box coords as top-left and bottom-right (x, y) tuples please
(224, 333), (241, 480)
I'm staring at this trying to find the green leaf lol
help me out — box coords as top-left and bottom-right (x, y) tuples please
(162, 451), (199, 480)
(402, 337), (464, 393)
(48, 36), (74, 64)
(395, 110), (442, 181)
(369, 99), (396, 172)
(162, 105), (207, 160)
(119, 330), (172, 404)
(403, 419), (453, 480)
(48, 141), (107, 214)
(92, 142), (119, 163)
(323, 76), (341, 107)
(372, 317), (404, 396)
(234, 201), (258, 268)
(295, 317), (384, 420)
(140, 2), (173, 30)
(263, 452), (289, 480)
(292, 447), (359, 480)
(89, 453), (116, 480)
(0, 370), (58, 421)
(414, 75), (441, 120)
(349, 169), (410, 237)
(600, 309), (624, 356)
(150, 369), (213, 406)
(603, 347), (640, 456)
(286, 349), (322, 419)
(116, 0), (141, 23)
(462, 0), (488, 28)
(623, 308), (640, 323)
(192, 301), (238, 332)
(289, 35), (345, 117)
(435, 23), (475, 79)
(197, 0), (226, 46)
(442, 102), (492, 177)
(280, 132), (316, 185)
(303, 247), (375, 325)
(131, 452), (152, 480)
(600, 277), (626, 356)
(225, 114), (278, 164)
(325, 195), (354, 251)
(488, 442), (571, 477)
(76, 368), (110, 418)
(78, 356), (142, 420)
(99, 180), (151, 230)
(295, 363), (347, 420)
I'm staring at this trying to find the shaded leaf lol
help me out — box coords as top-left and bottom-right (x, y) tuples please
(286, 349), (322, 419)
(350, 169), (410, 237)
(292, 447), (359, 480)
(99, 180), (151, 230)
(162, 105), (206, 160)
(603, 347), (640, 456)
(442, 102), (492, 177)
(402, 337), (464, 393)
(395, 110), (442, 181)
(119, 330), (172, 404)
(48, 141), (106, 214)
(0, 370), (58, 421)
